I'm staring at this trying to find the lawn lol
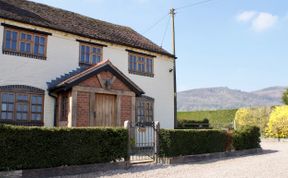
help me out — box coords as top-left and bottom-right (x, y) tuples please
(177, 109), (238, 129)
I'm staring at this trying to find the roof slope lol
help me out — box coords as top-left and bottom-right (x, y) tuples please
(48, 60), (144, 96)
(0, 0), (173, 57)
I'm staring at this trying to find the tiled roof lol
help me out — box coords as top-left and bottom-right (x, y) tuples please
(47, 66), (88, 90)
(47, 60), (144, 96)
(0, 0), (174, 58)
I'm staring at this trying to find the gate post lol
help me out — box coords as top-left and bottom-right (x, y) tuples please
(124, 120), (131, 163)
(154, 121), (160, 163)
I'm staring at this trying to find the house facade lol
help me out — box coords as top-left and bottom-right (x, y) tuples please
(0, 0), (175, 128)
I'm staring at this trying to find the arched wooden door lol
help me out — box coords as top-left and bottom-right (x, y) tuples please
(94, 93), (116, 127)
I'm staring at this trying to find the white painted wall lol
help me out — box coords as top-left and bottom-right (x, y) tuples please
(104, 46), (174, 128)
(0, 20), (174, 128)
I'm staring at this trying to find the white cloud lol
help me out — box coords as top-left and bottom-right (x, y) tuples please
(251, 12), (278, 32)
(237, 11), (257, 22)
(236, 11), (278, 32)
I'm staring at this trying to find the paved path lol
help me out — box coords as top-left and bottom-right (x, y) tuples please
(66, 140), (288, 178)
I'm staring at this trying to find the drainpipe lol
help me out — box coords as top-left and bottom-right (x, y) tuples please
(48, 92), (58, 127)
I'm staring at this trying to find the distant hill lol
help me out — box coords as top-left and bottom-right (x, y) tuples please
(177, 87), (287, 111)
(251, 87), (286, 99)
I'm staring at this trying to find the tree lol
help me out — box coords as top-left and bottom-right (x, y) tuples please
(282, 89), (288, 105)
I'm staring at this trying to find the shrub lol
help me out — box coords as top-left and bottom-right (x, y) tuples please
(159, 129), (227, 157)
(232, 126), (261, 150)
(265, 106), (288, 138)
(234, 107), (271, 134)
(282, 89), (288, 105)
(0, 124), (128, 171)
(177, 118), (210, 129)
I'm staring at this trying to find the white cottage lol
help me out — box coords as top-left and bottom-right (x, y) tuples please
(0, 0), (175, 128)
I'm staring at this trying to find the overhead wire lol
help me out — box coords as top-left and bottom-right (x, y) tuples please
(142, 13), (169, 35)
(160, 15), (171, 48)
(175, 0), (217, 12)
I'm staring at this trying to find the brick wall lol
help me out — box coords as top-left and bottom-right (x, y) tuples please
(73, 71), (134, 127)
(76, 91), (90, 127)
(79, 76), (101, 88)
(120, 96), (132, 125)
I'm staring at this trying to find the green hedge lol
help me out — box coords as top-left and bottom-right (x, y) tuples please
(232, 126), (261, 150)
(0, 124), (128, 171)
(159, 129), (228, 157)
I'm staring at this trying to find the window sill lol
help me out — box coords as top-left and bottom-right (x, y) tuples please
(0, 119), (44, 126)
(129, 70), (154, 77)
(2, 50), (47, 60)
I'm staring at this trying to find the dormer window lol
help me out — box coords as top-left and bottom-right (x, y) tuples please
(79, 43), (102, 65)
(3, 27), (47, 60)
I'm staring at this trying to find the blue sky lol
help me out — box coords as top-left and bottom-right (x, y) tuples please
(32, 0), (288, 92)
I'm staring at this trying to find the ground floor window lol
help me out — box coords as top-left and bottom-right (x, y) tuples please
(0, 85), (44, 125)
(136, 96), (154, 122)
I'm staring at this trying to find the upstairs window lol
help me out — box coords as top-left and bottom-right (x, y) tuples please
(3, 27), (47, 60)
(79, 43), (102, 65)
(128, 53), (154, 77)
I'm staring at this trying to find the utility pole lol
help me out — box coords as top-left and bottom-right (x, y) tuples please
(170, 8), (177, 128)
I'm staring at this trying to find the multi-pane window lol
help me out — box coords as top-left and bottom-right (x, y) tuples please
(1, 93), (15, 120)
(16, 94), (29, 120)
(136, 97), (154, 122)
(61, 95), (69, 121)
(3, 28), (47, 59)
(79, 43), (102, 65)
(0, 92), (44, 122)
(128, 53), (154, 77)
(31, 96), (43, 121)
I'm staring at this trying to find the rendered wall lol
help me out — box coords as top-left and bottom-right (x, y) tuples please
(0, 20), (174, 128)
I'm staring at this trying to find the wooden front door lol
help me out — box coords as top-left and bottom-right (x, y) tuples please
(94, 94), (116, 127)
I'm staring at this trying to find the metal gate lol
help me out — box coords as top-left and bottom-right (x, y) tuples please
(125, 120), (160, 163)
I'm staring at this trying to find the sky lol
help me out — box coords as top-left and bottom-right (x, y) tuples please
(32, 0), (288, 92)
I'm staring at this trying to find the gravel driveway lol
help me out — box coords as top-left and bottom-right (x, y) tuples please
(68, 140), (288, 178)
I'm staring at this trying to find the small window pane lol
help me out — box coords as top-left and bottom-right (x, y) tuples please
(93, 48), (96, 53)
(1, 113), (6, 120)
(21, 33), (26, 39)
(32, 105), (37, 112)
(40, 37), (45, 45)
(22, 113), (27, 120)
(23, 105), (28, 112)
(12, 41), (17, 50)
(8, 104), (14, 111)
(7, 113), (13, 120)
(34, 36), (39, 44)
(16, 113), (22, 120)
(26, 43), (31, 52)
(12, 32), (17, 40)
(6, 30), (11, 40)
(2, 104), (7, 111)
(20, 42), (25, 52)
(92, 55), (97, 64)
(39, 46), (44, 55)
(17, 104), (22, 112)
(34, 45), (39, 55)
(5, 40), (11, 49)
(27, 34), (32, 40)
(32, 114), (41, 121)
(85, 46), (90, 63)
